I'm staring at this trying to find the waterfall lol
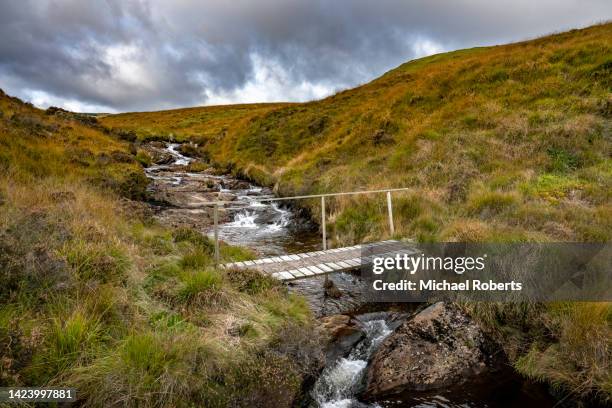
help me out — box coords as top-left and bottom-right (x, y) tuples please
(311, 318), (392, 408)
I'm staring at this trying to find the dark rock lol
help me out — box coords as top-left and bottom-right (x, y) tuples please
(317, 315), (365, 364)
(363, 302), (496, 399)
(255, 210), (279, 225)
(223, 180), (251, 190)
(324, 279), (342, 298)
(155, 153), (174, 165)
(45, 106), (69, 116)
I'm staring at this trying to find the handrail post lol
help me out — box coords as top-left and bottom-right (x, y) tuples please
(386, 191), (394, 236)
(321, 196), (327, 251)
(321, 196), (328, 287)
(214, 203), (220, 266)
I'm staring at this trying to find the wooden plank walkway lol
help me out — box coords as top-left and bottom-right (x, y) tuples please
(221, 240), (416, 281)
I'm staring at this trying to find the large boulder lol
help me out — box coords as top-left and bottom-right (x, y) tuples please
(363, 302), (495, 399)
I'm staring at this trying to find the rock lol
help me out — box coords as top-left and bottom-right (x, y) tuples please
(317, 315), (365, 364)
(223, 180), (251, 190)
(218, 192), (236, 201)
(318, 315), (352, 337)
(363, 302), (495, 399)
(255, 210), (280, 225)
(324, 279), (342, 298)
(178, 143), (198, 157)
(149, 150), (174, 165)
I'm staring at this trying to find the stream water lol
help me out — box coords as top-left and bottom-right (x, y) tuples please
(143, 143), (559, 408)
(312, 316), (393, 408)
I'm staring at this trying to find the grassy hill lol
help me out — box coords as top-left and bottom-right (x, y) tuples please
(100, 103), (288, 142)
(100, 23), (612, 402)
(102, 23), (611, 245)
(0, 90), (319, 406)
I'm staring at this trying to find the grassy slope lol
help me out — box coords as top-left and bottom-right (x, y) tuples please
(0, 91), (319, 407)
(101, 24), (612, 401)
(103, 23), (611, 244)
(100, 102), (289, 142)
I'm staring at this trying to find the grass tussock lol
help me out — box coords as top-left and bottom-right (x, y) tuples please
(465, 302), (611, 403)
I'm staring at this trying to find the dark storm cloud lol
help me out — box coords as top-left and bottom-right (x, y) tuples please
(0, 0), (610, 112)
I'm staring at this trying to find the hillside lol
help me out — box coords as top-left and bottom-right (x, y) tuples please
(102, 23), (612, 245)
(100, 102), (288, 142)
(0, 90), (319, 406)
(99, 23), (612, 402)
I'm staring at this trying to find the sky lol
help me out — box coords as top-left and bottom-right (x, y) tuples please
(0, 1), (610, 113)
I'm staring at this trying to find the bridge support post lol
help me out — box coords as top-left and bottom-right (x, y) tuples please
(214, 203), (220, 266)
(387, 191), (394, 236)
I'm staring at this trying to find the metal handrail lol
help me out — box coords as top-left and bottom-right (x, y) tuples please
(193, 187), (413, 207)
(211, 187), (412, 267)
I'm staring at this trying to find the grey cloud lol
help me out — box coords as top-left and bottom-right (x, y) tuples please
(0, 0), (610, 112)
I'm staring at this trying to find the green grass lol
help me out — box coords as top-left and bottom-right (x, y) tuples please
(135, 149), (152, 167)
(178, 269), (222, 303)
(466, 190), (519, 217)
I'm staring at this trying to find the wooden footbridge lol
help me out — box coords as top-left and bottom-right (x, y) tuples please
(208, 187), (414, 281)
(221, 240), (415, 281)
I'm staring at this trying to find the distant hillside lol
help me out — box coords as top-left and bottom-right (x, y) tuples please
(100, 102), (289, 142)
(102, 23), (611, 244)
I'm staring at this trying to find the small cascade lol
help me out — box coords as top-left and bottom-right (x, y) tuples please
(166, 143), (192, 166)
(312, 318), (392, 408)
(225, 210), (259, 228)
(266, 202), (291, 231)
